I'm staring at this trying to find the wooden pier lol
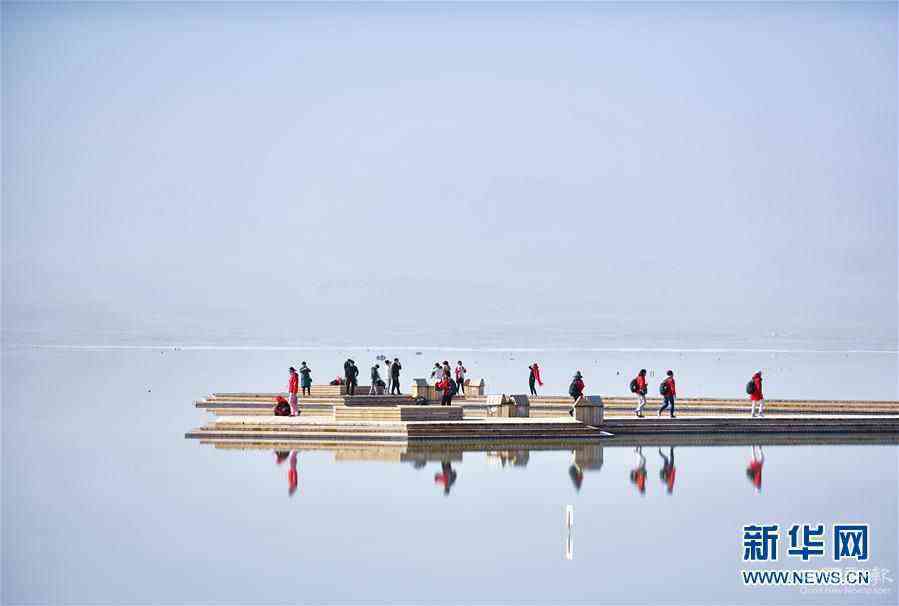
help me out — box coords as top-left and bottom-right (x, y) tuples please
(185, 386), (899, 446)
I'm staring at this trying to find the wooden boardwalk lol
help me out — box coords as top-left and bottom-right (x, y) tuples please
(195, 392), (899, 418)
(185, 389), (899, 446)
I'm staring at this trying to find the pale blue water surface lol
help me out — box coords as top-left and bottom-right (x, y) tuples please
(2, 345), (897, 605)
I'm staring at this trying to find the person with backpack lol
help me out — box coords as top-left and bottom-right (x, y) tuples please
(288, 366), (299, 416)
(528, 363), (543, 396)
(390, 358), (402, 394)
(631, 369), (648, 417)
(658, 370), (676, 417)
(747, 371), (764, 417)
(299, 361), (312, 397)
(438, 376), (458, 406)
(369, 364), (382, 395)
(454, 361), (467, 395)
(568, 371), (585, 416)
(569, 371), (585, 402)
(344, 359), (358, 395)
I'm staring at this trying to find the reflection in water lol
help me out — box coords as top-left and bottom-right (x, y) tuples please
(658, 447), (676, 494)
(209, 436), (885, 500)
(568, 464), (584, 491)
(486, 450), (530, 467)
(434, 461), (458, 495)
(275, 450), (300, 497)
(568, 443), (604, 492)
(629, 447), (647, 495)
(746, 445), (764, 493)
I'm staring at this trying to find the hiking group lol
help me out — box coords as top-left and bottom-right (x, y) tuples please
(430, 360), (467, 406)
(276, 358), (766, 418)
(627, 368), (764, 418)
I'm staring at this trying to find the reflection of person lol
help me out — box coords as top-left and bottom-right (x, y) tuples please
(629, 447), (647, 495)
(434, 461), (457, 495)
(658, 447), (676, 494)
(746, 445), (764, 492)
(288, 451), (298, 497)
(568, 464), (584, 491)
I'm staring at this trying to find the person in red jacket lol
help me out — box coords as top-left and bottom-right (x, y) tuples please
(658, 370), (676, 418)
(749, 371), (764, 417)
(528, 363), (544, 396)
(288, 366), (299, 416)
(633, 369), (648, 417)
(746, 445), (764, 492)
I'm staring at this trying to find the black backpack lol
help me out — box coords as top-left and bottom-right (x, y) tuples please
(629, 378), (639, 393)
(659, 381), (670, 396)
(569, 380), (579, 397)
(274, 401), (291, 416)
(448, 379), (458, 396)
(746, 380), (756, 395)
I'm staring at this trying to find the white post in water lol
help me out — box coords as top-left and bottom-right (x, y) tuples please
(564, 505), (574, 560)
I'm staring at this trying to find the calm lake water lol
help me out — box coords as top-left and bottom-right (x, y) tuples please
(3, 346), (897, 604)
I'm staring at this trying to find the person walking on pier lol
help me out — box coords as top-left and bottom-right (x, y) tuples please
(370, 364), (382, 395)
(299, 362), (312, 397)
(455, 361), (467, 395)
(569, 371), (585, 416)
(288, 367), (299, 416)
(344, 359), (359, 395)
(748, 371), (765, 417)
(658, 447), (676, 494)
(390, 358), (402, 394)
(632, 369), (648, 417)
(528, 363), (543, 396)
(658, 370), (676, 417)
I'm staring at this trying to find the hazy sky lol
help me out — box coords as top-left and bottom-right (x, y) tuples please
(2, 3), (896, 347)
